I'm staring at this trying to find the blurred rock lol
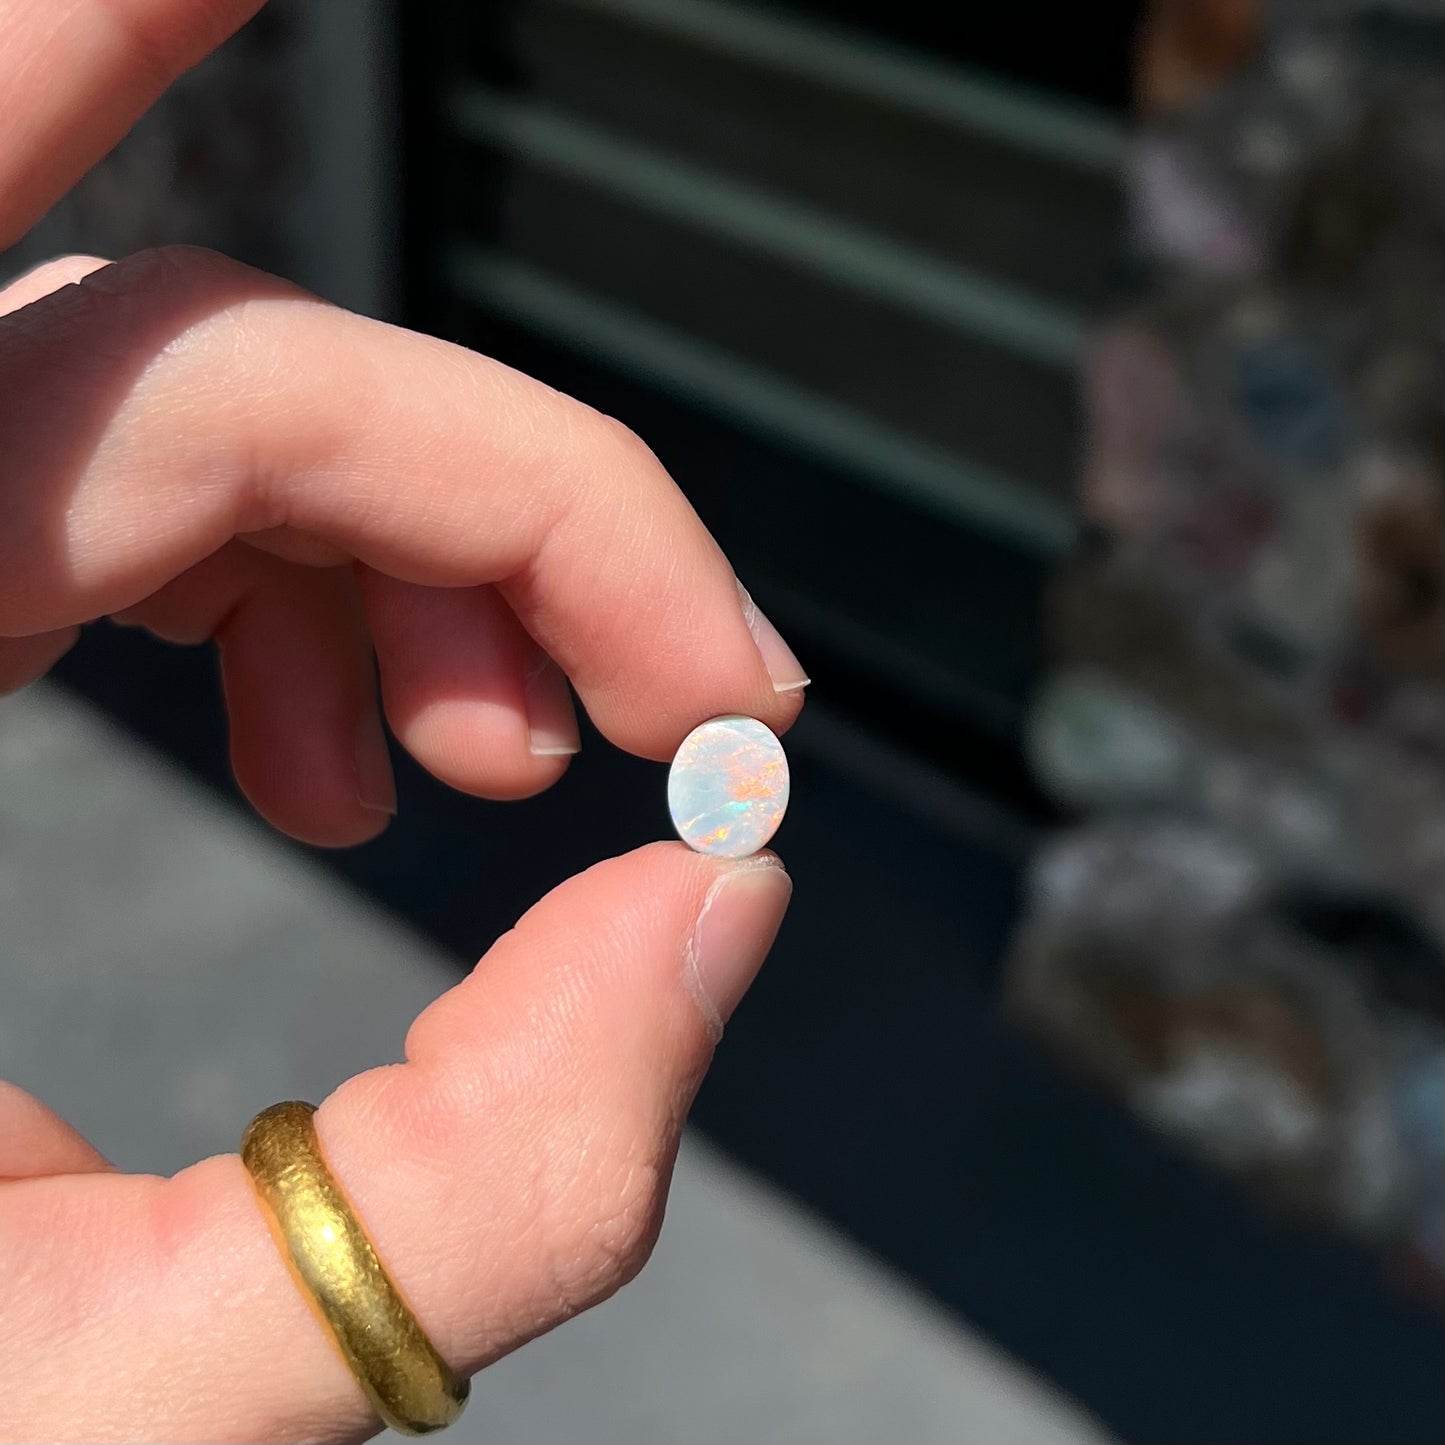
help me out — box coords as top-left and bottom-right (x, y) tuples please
(1010, 820), (1443, 1255)
(1016, 0), (1445, 1286)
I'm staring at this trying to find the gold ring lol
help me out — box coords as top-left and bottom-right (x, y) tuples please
(241, 1100), (469, 1436)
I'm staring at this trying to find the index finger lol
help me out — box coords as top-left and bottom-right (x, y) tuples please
(0, 248), (808, 758)
(0, 0), (263, 248)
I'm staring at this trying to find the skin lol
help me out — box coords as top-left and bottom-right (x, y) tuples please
(0, 3), (804, 1438)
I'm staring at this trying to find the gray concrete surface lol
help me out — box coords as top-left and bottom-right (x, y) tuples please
(0, 684), (1107, 1444)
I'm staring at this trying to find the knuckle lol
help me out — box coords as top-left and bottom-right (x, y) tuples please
(537, 1112), (671, 1316)
(519, 404), (658, 543)
(106, 0), (238, 93)
(588, 409), (663, 480)
(577, 1149), (668, 1292)
(0, 244), (250, 627)
(100, 244), (242, 296)
(386, 1045), (674, 1317)
(539, 406), (678, 567)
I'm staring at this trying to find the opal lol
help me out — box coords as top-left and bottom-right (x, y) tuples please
(668, 715), (789, 859)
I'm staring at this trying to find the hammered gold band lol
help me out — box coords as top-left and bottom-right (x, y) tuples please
(241, 1101), (469, 1436)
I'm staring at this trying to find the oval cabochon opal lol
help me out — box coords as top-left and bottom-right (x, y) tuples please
(668, 715), (790, 858)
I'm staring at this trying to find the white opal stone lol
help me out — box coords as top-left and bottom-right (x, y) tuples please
(668, 715), (789, 858)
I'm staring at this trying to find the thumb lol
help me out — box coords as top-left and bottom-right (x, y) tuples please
(0, 842), (791, 1442)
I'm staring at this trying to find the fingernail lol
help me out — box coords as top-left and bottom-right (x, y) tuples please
(684, 858), (793, 1040)
(525, 651), (582, 757)
(355, 713), (397, 816)
(737, 581), (810, 693)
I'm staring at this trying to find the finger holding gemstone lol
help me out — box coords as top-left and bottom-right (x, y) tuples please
(668, 715), (790, 859)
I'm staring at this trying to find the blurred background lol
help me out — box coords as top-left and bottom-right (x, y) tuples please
(3, 1), (1443, 1441)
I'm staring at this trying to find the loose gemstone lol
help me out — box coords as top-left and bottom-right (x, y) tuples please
(668, 715), (789, 858)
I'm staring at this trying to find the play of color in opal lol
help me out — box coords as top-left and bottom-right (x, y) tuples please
(668, 715), (790, 858)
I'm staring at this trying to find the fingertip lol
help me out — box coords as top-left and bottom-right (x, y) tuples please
(0, 626), (81, 695)
(391, 695), (574, 802)
(354, 709), (398, 818)
(681, 851), (792, 1037)
(364, 574), (581, 802)
(215, 563), (398, 850)
(522, 652), (582, 759)
(736, 581), (811, 696)
(763, 679), (808, 737)
(230, 750), (397, 849)
(230, 696), (395, 846)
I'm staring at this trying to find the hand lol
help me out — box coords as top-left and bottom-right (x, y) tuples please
(0, 3), (806, 1438)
